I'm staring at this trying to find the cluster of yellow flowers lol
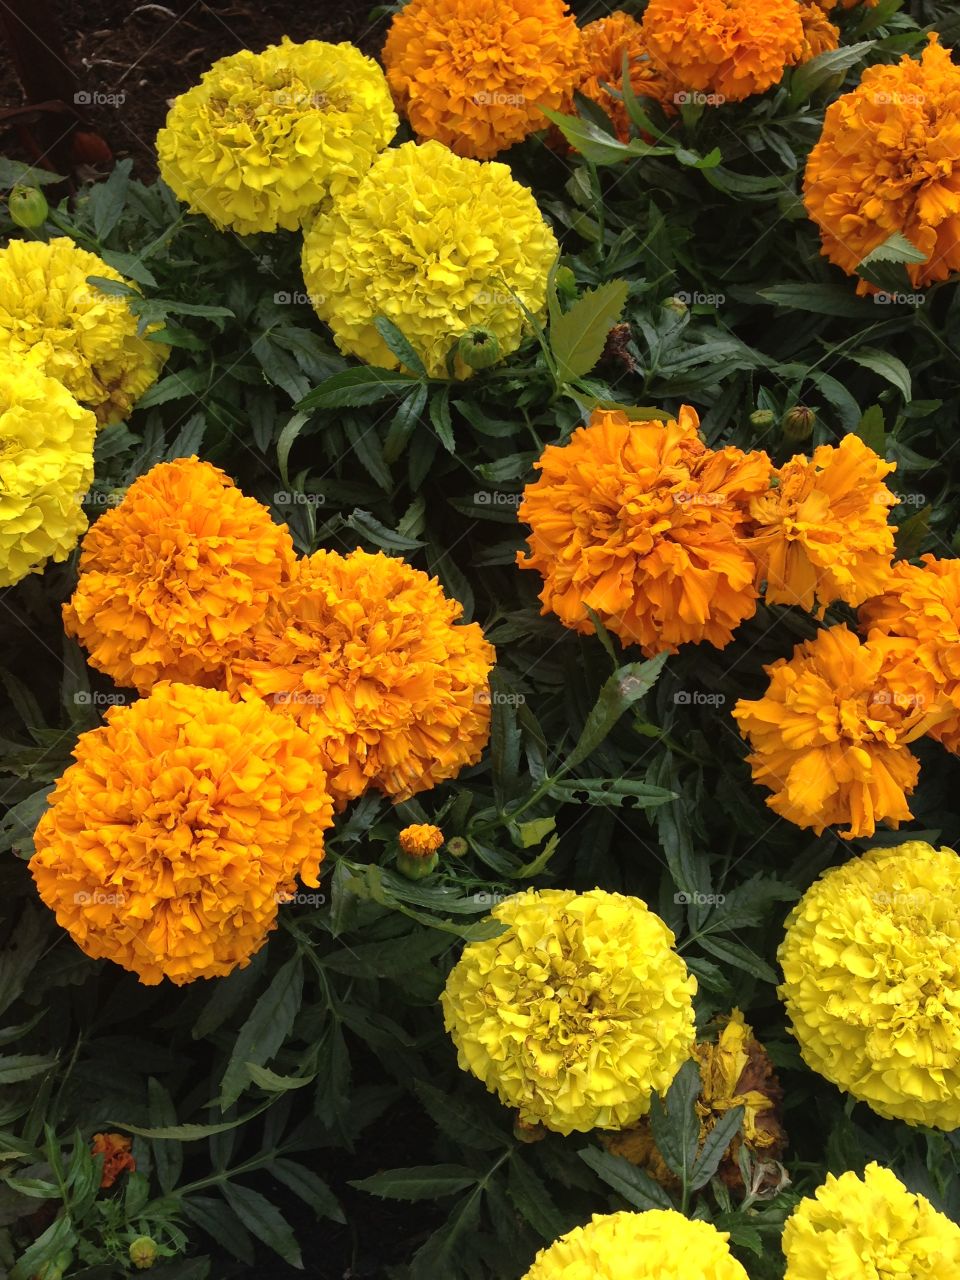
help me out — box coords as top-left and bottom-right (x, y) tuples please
(0, 237), (167, 587)
(47, 456), (493, 982)
(517, 407), (897, 661)
(441, 888), (697, 1134)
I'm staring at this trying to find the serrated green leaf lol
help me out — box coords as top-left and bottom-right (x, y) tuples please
(350, 1165), (478, 1201)
(548, 278), (629, 383)
(580, 1147), (675, 1210)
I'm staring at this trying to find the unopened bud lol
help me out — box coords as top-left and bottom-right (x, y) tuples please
(8, 185), (48, 229)
(458, 326), (501, 370)
(129, 1237), (158, 1270)
(749, 409), (776, 429)
(445, 836), (469, 858)
(782, 405), (816, 443)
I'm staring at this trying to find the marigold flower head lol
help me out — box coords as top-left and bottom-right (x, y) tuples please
(641, 0), (804, 103)
(0, 357), (94, 588)
(301, 140), (557, 379)
(804, 36), (960, 289)
(731, 624), (944, 837)
(63, 457), (296, 694)
(746, 434), (896, 613)
(382, 0), (584, 158)
(91, 1133), (135, 1188)
(157, 37), (397, 235)
(797, 4), (840, 62)
(783, 1162), (960, 1278)
(860, 554), (960, 752)
(522, 1210), (748, 1280)
(604, 1009), (786, 1194)
(0, 237), (167, 425)
(779, 840), (960, 1127)
(30, 683), (334, 986)
(441, 888), (697, 1134)
(226, 548), (494, 809)
(399, 824), (444, 856)
(517, 406), (770, 655)
(562, 12), (679, 143)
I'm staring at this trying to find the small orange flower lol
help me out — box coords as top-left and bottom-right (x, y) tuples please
(563, 11), (679, 142)
(399, 824), (445, 856)
(745, 434), (896, 613)
(805, 35), (960, 290)
(732, 624), (939, 837)
(383, 0), (584, 158)
(91, 1133), (135, 1188)
(860, 555), (960, 752)
(797, 3), (840, 62)
(63, 457), (296, 694)
(226, 549), (494, 809)
(517, 406), (770, 655)
(641, 0), (804, 103)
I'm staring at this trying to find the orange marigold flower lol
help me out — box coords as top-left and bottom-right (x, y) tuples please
(641, 0), (804, 103)
(805, 35), (960, 290)
(860, 555), (960, 752)
(732, 624), (941, 838)
(517, 406), (770, 656)
(797, 4), (840, 62)
(63, 457), (296, 694)
(91, 1133), (135, 1188)
(30, 683), (334, 986)
(225, 549), (495, 809)
(562, 11), (679, 143)
(399, 823), (445, 856)
(745, 434), (896, 613)
(382, 0), (584, 158)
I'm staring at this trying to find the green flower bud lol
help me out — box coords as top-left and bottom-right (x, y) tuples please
(396, 850), (439, 880)
(129, 1236), (158, 1270)
(8, 185), (48, 229)
(749, 409), (776, 429)
(782, 405), (816, 443)
(458, 327), (501, 370)
(445, 836), (469, 858)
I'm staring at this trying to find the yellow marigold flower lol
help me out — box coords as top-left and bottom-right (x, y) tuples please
(301, 140), (557, 379)
(746, 434), (896, 613)
(797, 3), (840, 62)
(731, 624), (944, 837)
(0, 237), (167, 425)
(0, 357), (94, 588)
(605, 1008), (786, 1194)
(783, 1162), (960, 1278)
(562, 12), (679, 143)
(522, 1209), (748, 1280)
(225, 548), (494, 809)
(517, 406), (770, 656)
(441, 888), (697, 1134)
(779, 841), (960, 1128)
(63, 457), (296, 694)
(860, 554), (960, 753)
(382, 0), (584, 159)
(641, 0), (804, 103)
(805, 35), (960, 289)
(30, 683), (334, 986)
(398, 824), (444, 856)
(157, 37), (397, 235)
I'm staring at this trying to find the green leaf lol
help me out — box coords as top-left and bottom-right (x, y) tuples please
(349, 1165), (478, 1201)
(548, 777), (676, 809)
(374, 316), (428, 377)
(847, 347), (911, 401)
(649, 1059), (702, 1180)
(8, 1212), (77, 1280)
(789, 41), (875, 104)
(270, 1158), (345, 1223)
(855, 403), (886, 454)
(697, 936), (779, 984)
(220, 1182), (303, 1269)
(895, 505), (931, 559)
(858, 231), (928, 269)
(561, 653), (668, 773)
(345, 508), (425, 552)
(413, 1082), (507, 1152)
(219, 956), (304, 1107)
(539, 107), (664, 164)
(548, 278), (629, 383)
(757, 283), (878, 319)
(689, 1105), (744, 1191)
(0, 1054), (56, 1084)
(182, 1196), (255, 1265)
(88, 158), (132, 240)
(580, 1147), (675, 1210)
(0, 908), (49, 1015)
(148, 1078), (183, 1194)
(428, 384), (455, 452)
(297, 366), (419, 410)
(245, 1063), (315, 1092)
(507, 1157), (567, 1240)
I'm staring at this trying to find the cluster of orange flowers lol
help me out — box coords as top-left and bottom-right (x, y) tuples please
(517, 405), (960, 839)
(381, 0), (842, 161)
(35, 458), (493, 984)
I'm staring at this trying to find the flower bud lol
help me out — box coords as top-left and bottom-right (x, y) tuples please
(396, 850), (439, 879)
(749, 409), (776, 429)
(458, 326), (501, 370)
(782, 405), (816, 443)
(129, 1237), (158, 1270)
(513, 1114), (547, 1144)
(8, 185), (48, 229)
(445, 836), (469, 858)
(662, 296), (688, 317)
